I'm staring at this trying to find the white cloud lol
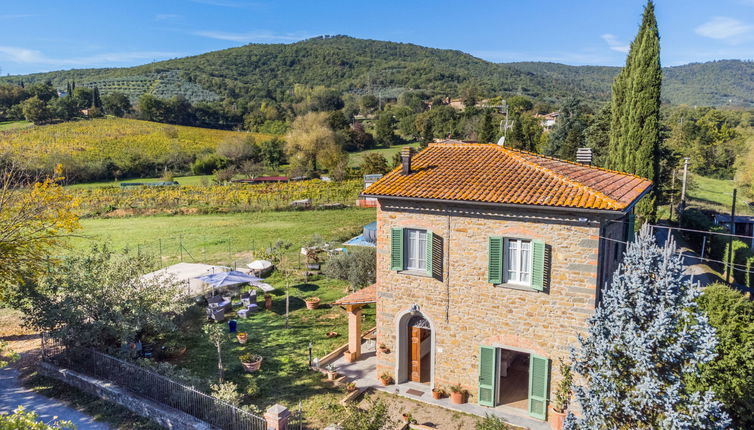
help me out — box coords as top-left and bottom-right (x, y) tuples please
(601, 34), (630, 53)
(189, 0), (259, 8)
(193, 30), (309, 43)
(155, 14), (182, 21)
(0, 46), (180, 66)
(0, 14), (34, 19)
(695, 17), (754, 43)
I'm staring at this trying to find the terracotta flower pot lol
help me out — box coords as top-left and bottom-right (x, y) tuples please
(326, 371), (338, 381)
(305, 297), (320, 310)
(549, 407), (566, 430)
(432, 390), (442, 400)
(326, 331), (339, 338)
(236, 333), (248, 344)
(450, 391), (466, 404)
(241, 356), (263, 372)
(264, 294), (272, 310)
(379, 376), (392, 386)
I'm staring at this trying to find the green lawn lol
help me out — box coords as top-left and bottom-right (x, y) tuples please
(67, 174), (213, 189)
(66, 208), (378, 426)
(686, 173), (753, 215)
(174, 274), (374, 427)
(348, 142), (421, 167)
(0, 120), (33, 131)
(71, 208), (376, 267)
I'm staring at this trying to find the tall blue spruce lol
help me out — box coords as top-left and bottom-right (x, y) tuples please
(564, 226), (730, 429)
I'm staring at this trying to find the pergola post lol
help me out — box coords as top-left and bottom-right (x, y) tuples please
(344, 304), (363, 362)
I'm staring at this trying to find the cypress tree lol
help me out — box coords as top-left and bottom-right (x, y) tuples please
(607, 1), (661, 220)
(478, 109), (496, 143)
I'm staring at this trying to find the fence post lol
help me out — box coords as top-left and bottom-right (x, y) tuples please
(264, 404), (290, 430)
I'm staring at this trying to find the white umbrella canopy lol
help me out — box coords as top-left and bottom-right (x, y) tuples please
(248, 260), (273, 271)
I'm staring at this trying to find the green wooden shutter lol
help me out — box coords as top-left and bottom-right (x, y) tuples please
(488, 237), (503, 284)
(425, 230), (433, 275)
(531, 240), (545, 291)
(627, 212), (636, 242)
(478, 346), (497, 407)
(528, 354), (549, 420)
(390, 228), (404, 271)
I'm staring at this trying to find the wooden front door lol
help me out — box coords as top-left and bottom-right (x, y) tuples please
(410, 327), (430, 382)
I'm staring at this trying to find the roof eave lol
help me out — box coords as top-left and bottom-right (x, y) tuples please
(361, 185), (653, 216)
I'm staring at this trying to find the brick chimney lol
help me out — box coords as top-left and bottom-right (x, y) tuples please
(401, 147), (415, 175)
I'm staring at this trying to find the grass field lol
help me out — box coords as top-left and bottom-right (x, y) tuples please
(0, 120), (33, 131)
(348, 142), (421, 167)
(687, 173), (753, 215)
(71, 208), (377, 267)
(66, 208), (378, 426)
(67, 174), (213, 189)
(0, 118), (271, 180)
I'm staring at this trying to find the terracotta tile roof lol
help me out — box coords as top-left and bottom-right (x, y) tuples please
(334, 284), (377, 305)
(363, 142), (652, 211)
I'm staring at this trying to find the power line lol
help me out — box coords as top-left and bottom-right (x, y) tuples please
(605, 219), (754, 242)
(599, 235), (753, 274)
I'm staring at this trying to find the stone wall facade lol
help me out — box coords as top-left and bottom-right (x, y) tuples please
(374, 199), (626, 418)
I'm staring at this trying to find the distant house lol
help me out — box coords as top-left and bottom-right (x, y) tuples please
(335, 142), (652, 426)
(714, 214), (754, 249)
(533, 112), (559, 131)
(357, 174), (383, 208)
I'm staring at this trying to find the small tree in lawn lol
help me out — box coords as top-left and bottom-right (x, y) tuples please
(204, 323), (227, 383)
(564, 225), (730, 430)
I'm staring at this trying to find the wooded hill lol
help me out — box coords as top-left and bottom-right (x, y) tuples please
(2, 36), (752, 107)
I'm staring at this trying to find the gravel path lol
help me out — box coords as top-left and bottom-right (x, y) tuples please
(0, 366), (112, 429)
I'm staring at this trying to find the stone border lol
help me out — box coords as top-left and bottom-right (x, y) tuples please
(316, 327), (376, 369)
(38, 361), (212, 430)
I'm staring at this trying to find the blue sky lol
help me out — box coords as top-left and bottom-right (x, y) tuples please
(1, 0), (753, 75)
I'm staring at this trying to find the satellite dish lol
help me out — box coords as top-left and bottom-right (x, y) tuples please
(497, 136), (506, 146)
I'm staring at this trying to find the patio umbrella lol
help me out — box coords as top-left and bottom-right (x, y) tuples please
(247, 260), (272, 271)
(195, 270), (263, 295)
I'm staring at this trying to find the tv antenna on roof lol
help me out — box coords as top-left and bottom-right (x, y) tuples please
(497, 100), (513, 146)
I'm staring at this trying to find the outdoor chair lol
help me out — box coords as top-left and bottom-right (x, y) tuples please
(238, 308), (249, 318)
(207, 307), (225, 322)
(208, 296), (232, 312)
(242, 291), (257, 307)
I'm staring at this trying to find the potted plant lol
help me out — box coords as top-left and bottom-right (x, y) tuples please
(236, 331), (248, 344)
(549, 359), (573, 430)
(325, 364), (338, 381)
(379, 371), (394, 386)
(345, 382), (357, 392)
(305, 297), (321, 310)
(449, 383), (467, 404)
(325, 331), (339, 338)
(239, 353), (263, 372)
(431, 387), (445, 400)
(264, 294), (272, 310)
(401, 413), (416, 424)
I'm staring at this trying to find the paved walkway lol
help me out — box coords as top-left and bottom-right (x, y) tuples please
(0, 366), (111, 429)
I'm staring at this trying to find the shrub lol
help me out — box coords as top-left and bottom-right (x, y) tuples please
(689, 283), (754, 429)
(193, 153), (227, 175)
(134, 358), (208, 391)
(210, 381), (242, 407)
(213, 166), (236, 183)
(475, 415), (509, 430)
(323, 247), (376, 289)
(360, 153), (389, 175)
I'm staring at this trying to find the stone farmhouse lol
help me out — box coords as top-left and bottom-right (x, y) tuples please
(335, 141), (652, 426)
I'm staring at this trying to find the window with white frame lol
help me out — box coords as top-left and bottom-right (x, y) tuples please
(505, 238), (531, 285)
(404, 229), (427, 271)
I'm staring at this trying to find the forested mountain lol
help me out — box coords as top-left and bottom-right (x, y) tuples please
(2, 36), (752, 107)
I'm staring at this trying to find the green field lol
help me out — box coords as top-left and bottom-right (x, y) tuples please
(348, 142), (421, 167)
(687, 173), (753, 215)
(0, 120), (33, 131)
(71, 208), (377, 267)
(67, 174), (213, 189)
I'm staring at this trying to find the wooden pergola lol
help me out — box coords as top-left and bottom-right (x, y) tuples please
(333, 284), (376, 362)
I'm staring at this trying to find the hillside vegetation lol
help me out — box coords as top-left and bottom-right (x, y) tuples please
(0, 118), (271, 182)
(3, 36), (752, 107)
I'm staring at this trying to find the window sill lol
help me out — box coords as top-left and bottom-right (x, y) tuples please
(398, 269), (432, 278)
(494, 283), (540, 292)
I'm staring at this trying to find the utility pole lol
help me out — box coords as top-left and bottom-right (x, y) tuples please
(680, 158), (690, 209)
(669, 168), (676, 222)
(725, 188), (737, 283)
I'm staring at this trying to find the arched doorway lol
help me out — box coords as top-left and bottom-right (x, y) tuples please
(395, 308), (434, 386)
